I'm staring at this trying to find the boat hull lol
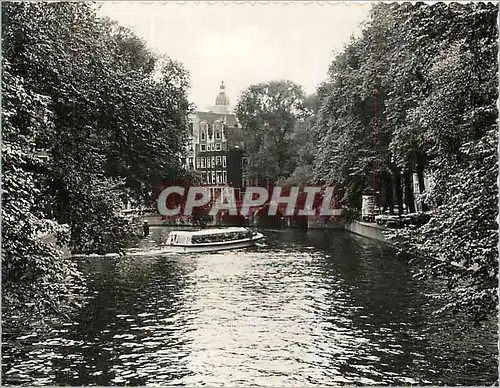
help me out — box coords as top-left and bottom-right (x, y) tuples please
(162, 233), (265, 254)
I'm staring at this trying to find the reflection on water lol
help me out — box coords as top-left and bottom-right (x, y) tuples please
(2, 229), (497, 386)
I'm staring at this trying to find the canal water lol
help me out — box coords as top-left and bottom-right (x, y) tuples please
(2, 229), (497, 386)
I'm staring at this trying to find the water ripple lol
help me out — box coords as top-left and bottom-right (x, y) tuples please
(2, 229), (497, 386)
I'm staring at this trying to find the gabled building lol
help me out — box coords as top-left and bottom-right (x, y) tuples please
(185, 82), (244, 201)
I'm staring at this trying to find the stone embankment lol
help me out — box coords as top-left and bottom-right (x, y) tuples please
(142, 213), (392, 245)
(344, 220), (391, 244)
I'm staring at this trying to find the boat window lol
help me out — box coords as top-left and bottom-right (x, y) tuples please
(190, 230), (253, 244)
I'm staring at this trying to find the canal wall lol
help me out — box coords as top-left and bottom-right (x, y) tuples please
(144, 213), (390, 247)
(144, 214), (345, 230)
(143, 214), (176, 226)
(307, 216), (344, 229)
(142, 214), (234, 227)
(344, 220), (391, 245)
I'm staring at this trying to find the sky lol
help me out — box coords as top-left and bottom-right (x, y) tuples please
(97, 1), (371, 111)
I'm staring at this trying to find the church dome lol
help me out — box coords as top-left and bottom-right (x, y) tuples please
(215, 81), (230, 106)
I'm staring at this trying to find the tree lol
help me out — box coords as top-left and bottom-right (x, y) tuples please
(385, 3), (498, 323)
(313, 35), (385, 209)
(312, 2), (498, 322)
(2, 62), (81, 318)
(2, 2), (193, 316)
(283, 93), (321, 183)
(235, 80), (307, 184)
(3, 2), (192, 252)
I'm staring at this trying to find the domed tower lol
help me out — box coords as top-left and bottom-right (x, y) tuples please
(213, 81), (230, 114)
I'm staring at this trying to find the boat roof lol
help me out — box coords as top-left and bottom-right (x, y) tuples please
(169, 227), (249, 236)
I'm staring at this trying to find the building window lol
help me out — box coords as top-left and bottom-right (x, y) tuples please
(207, 157), (211, 168)
(196, 158), (200, 169)
(201, 157), (206, 168)
(223, 170), (227, 184)
(211, 156), (215, 167)
(201, 131), (206, 141)
(211, 143), (215, 151)
(211, 171), (216, 184)
(216, 156), (221, 166)
(215, 143), (221, 151)
(222, 156), (227, 167)
(216, 171), (222, 184)
(201, 144), (206, 151)
(215, 131), (221, 140)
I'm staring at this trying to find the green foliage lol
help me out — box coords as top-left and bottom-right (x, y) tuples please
(387, 3), (498, 323)
(313, 2), (498, 322)
(281, 91), (324, 186)
(2, 63), (81, 318)
(387, 129), (497, 323)
(235, 80), (308, 184)
(312, 5), (401, 208)
(2, 3), (192, 316)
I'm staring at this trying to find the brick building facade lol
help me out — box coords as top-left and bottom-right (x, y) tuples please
(185, 82), (245, 201)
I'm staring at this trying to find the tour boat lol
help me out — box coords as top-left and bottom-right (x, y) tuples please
(163, 227), (265, 253)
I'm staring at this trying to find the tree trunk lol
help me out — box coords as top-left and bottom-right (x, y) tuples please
(416, 154), (428, 212)
(403, 171), (416, 214)
(417, 168), (427, 211)
(384, 171), (394, 215)
(392, 168), (403, 216)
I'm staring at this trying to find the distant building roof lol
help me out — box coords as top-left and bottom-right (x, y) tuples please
(196, 111), (238, 127)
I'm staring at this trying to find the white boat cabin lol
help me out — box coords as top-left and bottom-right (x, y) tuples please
(166, 227), (256, 246)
